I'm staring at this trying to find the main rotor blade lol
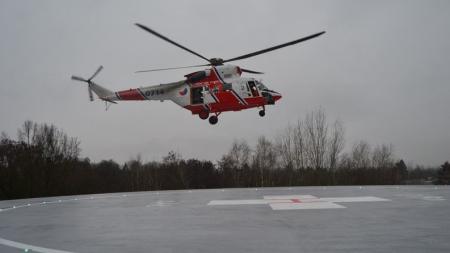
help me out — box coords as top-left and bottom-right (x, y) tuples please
(223, 31), (325, 63)
(241, 68), (264, 74)
(135, 63), (210, 73)
(135, 23), (211, 63)
(88, 65), (103, 81)
(71, 75), (88, 82)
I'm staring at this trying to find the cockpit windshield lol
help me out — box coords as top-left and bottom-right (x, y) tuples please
(255, 80), (268, 91)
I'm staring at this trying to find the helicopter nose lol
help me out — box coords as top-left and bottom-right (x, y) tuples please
(271, 91), (282, 101)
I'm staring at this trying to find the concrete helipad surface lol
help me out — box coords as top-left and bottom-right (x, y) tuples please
(0, 186), (449, 253)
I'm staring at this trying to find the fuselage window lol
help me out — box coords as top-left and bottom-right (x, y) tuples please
(191, 87), (203, 104)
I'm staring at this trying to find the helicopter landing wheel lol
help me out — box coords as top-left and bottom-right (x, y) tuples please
(209, 115), (218, 125)
(259, 110), (266, 117)
(199, 111), (209, 120)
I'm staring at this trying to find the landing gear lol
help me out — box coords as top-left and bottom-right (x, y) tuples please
(259, 110), (265, 117)
(209, 115), (218, 125)
(199, 111), (209, 120)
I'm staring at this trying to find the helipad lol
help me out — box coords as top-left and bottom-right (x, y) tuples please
(0, 186), (449, 252)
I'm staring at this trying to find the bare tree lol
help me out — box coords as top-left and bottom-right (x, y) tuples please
(278, 109), (345, 171)
(127, 154), (143, 191)
(292, 121), (306, 169)
(304, 108), (328, 168)
(18, 121), (81, 161)
(221, 140), (252, 186)
(162, 150), (181, 164)
(276, 125), (294, 169)
(351, 140), (371, 168)
(276, 121), (307, 170)
(372, 144), (394, 168)
(0, 131), (9, 143)
(17, 120), (34, 146)
(327, 120), (345, 170)
(253, 136), (277, 186)
(338, 152), (353, 169)
(228, 139), (251, 169)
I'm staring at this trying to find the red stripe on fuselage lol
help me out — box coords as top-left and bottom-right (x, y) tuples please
(117, 89), (145, 100)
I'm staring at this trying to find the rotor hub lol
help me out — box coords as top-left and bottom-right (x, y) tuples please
(209, 58), (224, 66)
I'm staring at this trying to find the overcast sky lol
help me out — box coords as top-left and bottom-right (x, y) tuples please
(1, 0), (449, 166)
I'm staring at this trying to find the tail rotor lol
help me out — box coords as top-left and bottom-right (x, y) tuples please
(71, 66), (103, 102)
(87, 86), (94, 101)
(88, 65), (103, 81)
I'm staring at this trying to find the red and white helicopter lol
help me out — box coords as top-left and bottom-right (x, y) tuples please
(71, 23), (325, 125)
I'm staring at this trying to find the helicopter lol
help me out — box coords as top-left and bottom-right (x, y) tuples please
(71, 23), (325, 125)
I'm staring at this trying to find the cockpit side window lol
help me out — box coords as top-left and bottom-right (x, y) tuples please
(247, 80), (259, 97)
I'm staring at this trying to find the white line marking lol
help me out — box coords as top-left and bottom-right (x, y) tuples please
(423, 196), (445, 201)
(263, 195), (317, 200)
(147, 200), (177, 207)
(209, 195), (390, 210)
(0, 237), (75, 253)
(208, 199), (271, 205)
(319, 197), (391, 202)
(271, 202), (345, 210)
(395, 193), (446, 201)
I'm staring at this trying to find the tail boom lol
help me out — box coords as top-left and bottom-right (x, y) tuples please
(105, 81), (184, 102)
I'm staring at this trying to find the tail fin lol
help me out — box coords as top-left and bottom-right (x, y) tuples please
(89, 81), (114, 99)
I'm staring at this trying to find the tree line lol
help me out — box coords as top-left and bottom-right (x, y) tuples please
(1, 110), (448, 200)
